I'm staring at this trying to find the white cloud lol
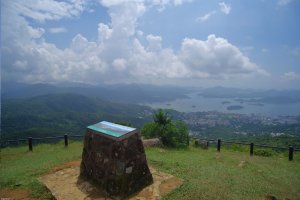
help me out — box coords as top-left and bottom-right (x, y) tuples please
(13, 60), (28, 70)
(179, 35), (268, 79)
(100, 1), (146, 38)
(112, 58), (127, 71)
(1, 0), (105, 83)
(98, 23), (112, 42)
(146, 34), (162, 51)
(172, 0), (193, 6)
(282, 72), (300, 81)
(2, 0), (267, 85)
(150, 0), (192, 5)
(196, 11), (216, 22)
(12, 0), (87, 22)
(99, 0), (181, 8)
(28, 27), (45, 38)
(99, 0), (189, 12)
(219, 2), (231, 15)
(48, 27), (67, 34)
(136, 30), (144, 37)
(277, 0), (293, 6)
(128, 39), (190, 80)
(70, 34), (94, 52)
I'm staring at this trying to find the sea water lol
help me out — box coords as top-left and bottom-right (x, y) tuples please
(145, 92), (300, 116)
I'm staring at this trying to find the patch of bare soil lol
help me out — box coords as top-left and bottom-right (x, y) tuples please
(238, 160), (247, 168)
(215, 153), (221, 160)
(47, 160), (81, 174)
(159, 177), (183, 196)
(0, 188), (32, 200)
(39, 161), (183, 200)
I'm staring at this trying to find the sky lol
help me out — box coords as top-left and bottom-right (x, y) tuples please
(1, 0), (300, 89)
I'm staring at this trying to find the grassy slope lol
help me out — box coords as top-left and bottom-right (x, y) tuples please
(1, 142), (299, 200)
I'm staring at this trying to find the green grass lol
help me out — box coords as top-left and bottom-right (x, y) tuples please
(146, 147), (300, 200)
(1, 141), (300, 200)
(0, 141), (83, 199)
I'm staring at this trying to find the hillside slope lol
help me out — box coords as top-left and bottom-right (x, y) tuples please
(1, 82), (190, 103)
(1, 93), (153, 139)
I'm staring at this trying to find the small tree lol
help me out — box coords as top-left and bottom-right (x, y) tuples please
(153, 109), (171, 126)
(141, 109), (189, 148)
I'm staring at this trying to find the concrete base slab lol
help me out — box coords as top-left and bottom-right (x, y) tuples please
(39, 161), (182, 200)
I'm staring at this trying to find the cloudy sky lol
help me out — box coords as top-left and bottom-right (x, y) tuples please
(1, 0), (300, 89)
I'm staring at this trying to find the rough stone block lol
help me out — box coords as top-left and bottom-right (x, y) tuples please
(80, 121), (153, 199)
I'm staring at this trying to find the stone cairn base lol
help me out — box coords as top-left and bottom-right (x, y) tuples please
(80, 128), (153, 199)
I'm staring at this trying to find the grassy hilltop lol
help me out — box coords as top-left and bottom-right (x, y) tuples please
(0, 141), (300, 200)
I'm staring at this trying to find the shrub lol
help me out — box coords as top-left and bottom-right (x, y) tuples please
(141, 109), (189, 148)
(141, 122), (159, 139)
(254, 149), (274, 157)
(231, 144), (248, 152)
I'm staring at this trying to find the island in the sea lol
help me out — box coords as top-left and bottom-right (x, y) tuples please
(248, 103), (264, 106)
(222, 101), (231, 105)
(227, 105), (244, 110)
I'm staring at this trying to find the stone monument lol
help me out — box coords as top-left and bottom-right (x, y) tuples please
(80, 121), (153, 199)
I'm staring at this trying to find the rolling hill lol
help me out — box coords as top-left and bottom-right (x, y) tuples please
(1, 93), (154, 139)
(1, 82), (191, 103)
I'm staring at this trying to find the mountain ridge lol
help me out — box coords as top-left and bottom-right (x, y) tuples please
(1, 93), (154, 139)
(1, 82), (191, 103)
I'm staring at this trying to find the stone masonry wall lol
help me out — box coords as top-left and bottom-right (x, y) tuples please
(80, 129), (153, 199)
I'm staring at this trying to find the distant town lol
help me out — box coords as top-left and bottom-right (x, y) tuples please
(137, 109), (300, 138)
(180, 111), (300, 138)
(182, 111), (300, 127)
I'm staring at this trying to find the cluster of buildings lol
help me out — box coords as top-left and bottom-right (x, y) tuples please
(181, 111), (300, 128)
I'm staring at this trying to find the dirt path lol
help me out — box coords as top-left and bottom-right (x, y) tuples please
(0, 188), (32, 200)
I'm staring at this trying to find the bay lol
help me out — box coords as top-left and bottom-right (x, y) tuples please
(144, 92), (300, 116)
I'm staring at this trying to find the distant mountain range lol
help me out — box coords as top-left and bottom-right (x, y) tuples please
(0, 82), (192, 139)
(1, 82), (191, 103)
(1, 93), (154, 139)
(3, 82), (300, 104)
(198, 86), (300, 104)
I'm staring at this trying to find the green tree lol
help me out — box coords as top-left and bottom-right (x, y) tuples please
(141, 109), (189, 147)
(153, 109), (171, 126)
